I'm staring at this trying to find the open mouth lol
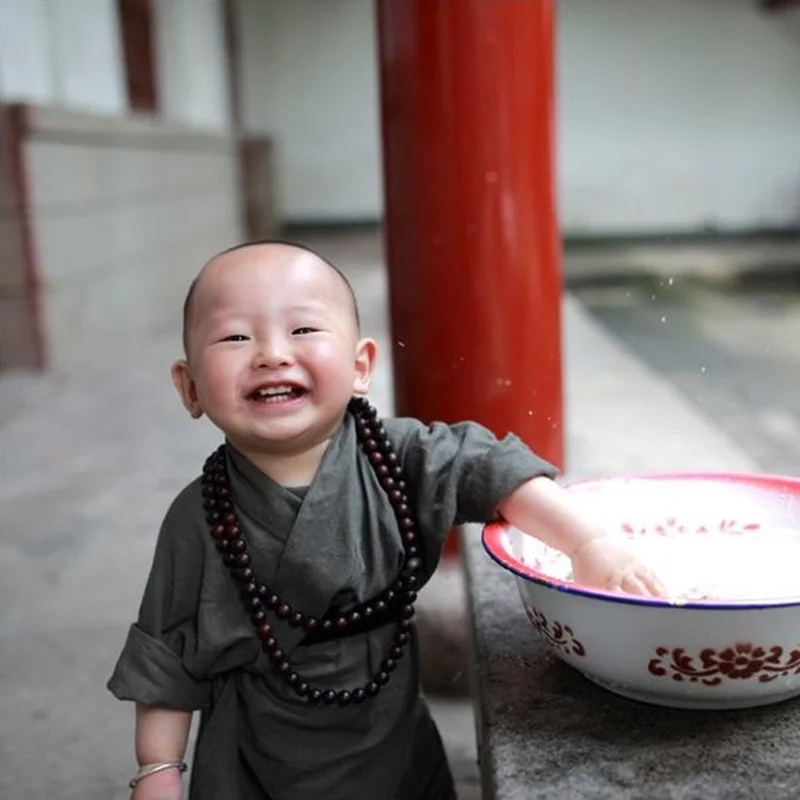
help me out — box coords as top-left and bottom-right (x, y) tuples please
(247, 384), (308, 404)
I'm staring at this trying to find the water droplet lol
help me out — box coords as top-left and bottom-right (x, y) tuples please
(486, 171), (498, 183)
(660, 316), (666, 323)
(527, 410), (533, 416)
(626, 291), (632, 298)
(397, 341), (406, 348)
(668, 277), (674, 286)
(700, 366), (707, 374)
(651, 294), (656, 301)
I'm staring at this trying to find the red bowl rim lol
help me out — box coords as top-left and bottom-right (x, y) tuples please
(482, 470), (800, 610)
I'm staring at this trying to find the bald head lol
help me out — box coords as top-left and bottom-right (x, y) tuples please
(181, 240), (360, 356)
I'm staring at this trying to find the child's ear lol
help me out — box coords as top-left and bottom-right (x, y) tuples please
(171, 360), (204, 419)
(353, 338), (378, 397)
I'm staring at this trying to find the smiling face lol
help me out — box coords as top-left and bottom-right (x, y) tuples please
(171, 244), (376, 460)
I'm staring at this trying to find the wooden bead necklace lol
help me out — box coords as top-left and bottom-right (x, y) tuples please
(201, 396), (423, 706)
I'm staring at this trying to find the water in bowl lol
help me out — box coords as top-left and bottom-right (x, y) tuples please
(521, 526), (800, 601)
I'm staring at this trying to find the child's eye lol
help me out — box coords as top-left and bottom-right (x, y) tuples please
(221, 334), (249, 342)
(292, 327), (317, 335)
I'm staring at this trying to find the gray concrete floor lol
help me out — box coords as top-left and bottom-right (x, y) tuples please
(1, 229), (796, 799)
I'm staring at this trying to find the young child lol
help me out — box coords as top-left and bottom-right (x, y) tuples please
(108, 241), (664, 800)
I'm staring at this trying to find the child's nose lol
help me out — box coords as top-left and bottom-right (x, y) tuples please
(252, 337), (294, 369)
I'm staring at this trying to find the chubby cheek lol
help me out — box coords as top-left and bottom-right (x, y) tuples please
(195, 358), (241, 415)
(304, 345), (356, 393)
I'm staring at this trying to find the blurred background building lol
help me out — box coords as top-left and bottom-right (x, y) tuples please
(2, 0), (799, 374)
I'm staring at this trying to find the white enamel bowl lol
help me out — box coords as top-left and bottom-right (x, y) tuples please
(482, 473), (800, 710)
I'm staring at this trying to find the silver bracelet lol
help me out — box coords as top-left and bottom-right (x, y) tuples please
(129, 760), (188, 789)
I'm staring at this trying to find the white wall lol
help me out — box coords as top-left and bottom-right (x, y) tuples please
(239, 0), (382, 221)
(557, 0), (800, 234)
(238, 0), (800, 233)
(153, 0), (232, 131)
(0, 0), (126, 115)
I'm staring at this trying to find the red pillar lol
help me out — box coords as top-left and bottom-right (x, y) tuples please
(375, 0), (563, 555)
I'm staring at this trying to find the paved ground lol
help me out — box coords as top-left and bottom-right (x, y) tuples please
(571, 269), (800, 477)
(1, 230), (796, 799)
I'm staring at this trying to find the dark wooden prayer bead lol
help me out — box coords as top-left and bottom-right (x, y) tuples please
(404, 556), (423, 574)
(377, 465), (390, 478)
(252, 610), (267, 625)
(375, 601), (387, 614)
(389, 646), (403, 660)
(215, 541), (229, 553)
(375, 671), (390, 686)
(224, 525), (240, 540)
(322, 690), (337, 705)
(235, 568), (254, 584)
(365, 682), (379, 697)
(336, 690), (352, 706)
(235, 553), (251, 568)
(364, 439), (378, 452)
(308, 689), (322, 704)
(241, 581), (259, 597)
(276, 604), (291, 620)
(352, 688), (367, 703)
(348, 611), (361, 625)
(289, 612), (304, 628)
(288, 672), (300, 686)
(203, 500), (217, 511)
(400, 605), (415, 620)
(389, 490), (403, 503)
(382, 658), (397, 673)
(403, 532), (417, 546)
(368, 452), (384, 466)
(321, 619), (334, 633)
(229, 538), (246, 553)
(206, 512), (220, 524)
(277, 661), (292, 676)
(382, 477), (396, 490)
(264, 594), (280, 609)
(404, 591), (418, 603)
(382, 589), (395, 603)
(362, 604), (374, 618)
(395, 632), (410, 647)
(335, 616), (348, 630)
(211, 524), (226, 539)
(248, 598), (263, 613)
(302, 618), (318, 634)
(262, 637), (278, 652)
(269, 648), (285, 663)
(296, 681), (310, 697)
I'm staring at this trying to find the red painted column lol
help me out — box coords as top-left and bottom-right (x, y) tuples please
(375, 0), (564, 555)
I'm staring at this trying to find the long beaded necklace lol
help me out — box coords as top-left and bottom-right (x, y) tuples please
(200, 396), (424, 707)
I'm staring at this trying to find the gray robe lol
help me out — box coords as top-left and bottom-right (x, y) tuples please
(108, 415), (556, 799)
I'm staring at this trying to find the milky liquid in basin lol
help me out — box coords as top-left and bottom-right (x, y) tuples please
(522, 527), (800, 601)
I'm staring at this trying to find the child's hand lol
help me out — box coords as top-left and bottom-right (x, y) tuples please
(131, 767), (184, 800)
(570, 535), (666, 598)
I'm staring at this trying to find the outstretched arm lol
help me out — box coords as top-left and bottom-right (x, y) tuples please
(498, 476), (665, 597)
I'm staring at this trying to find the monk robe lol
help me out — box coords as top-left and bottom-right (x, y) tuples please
(108, 414), (557, 799)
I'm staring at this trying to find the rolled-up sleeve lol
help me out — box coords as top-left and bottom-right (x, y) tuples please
(107, 624), (211, 710)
